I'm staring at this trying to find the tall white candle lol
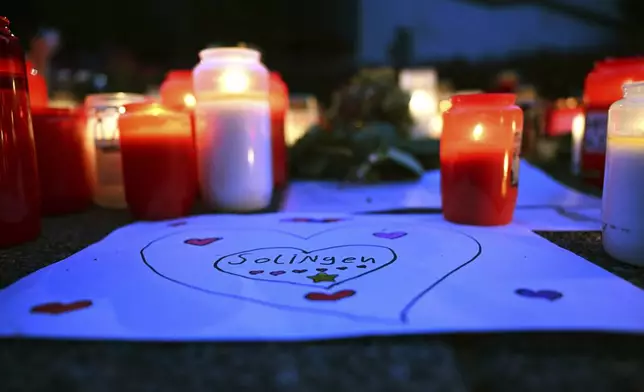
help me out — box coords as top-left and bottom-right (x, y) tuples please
(193, 47), (273, 212)
(195, 101), (272, 211)
(602, 81), (644, 266)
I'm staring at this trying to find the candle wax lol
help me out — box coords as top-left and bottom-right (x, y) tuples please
(196, 101), (273, 211)
(441, 149), (517, 226)
(121, 136), (197, 220)
(602, 137), (644, 266)
(32, 113), (93, 215)
(271, 114), (287, 187)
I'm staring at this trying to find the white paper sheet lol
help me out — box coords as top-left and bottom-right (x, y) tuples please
(513, 207), (602, 231)
(0, 213), (641, 341)
(284, 160), (600, 212)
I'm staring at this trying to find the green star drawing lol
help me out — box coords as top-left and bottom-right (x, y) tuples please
(307, 272), (338, 283)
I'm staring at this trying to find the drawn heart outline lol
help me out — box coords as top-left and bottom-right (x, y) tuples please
(31, 300), (93, 315)
(184, 237), (222, 246)
(373, 231), (407, 240)
(515, 288), (563, 301)
(141, 224), (483, 323)
(305, 290), (356, 301)
(213, 245), (397, 290)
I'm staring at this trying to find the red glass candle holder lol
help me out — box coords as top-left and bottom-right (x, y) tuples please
(269, 72), (288, 188)
(25, 60), (48, 108)
(582, 58), (644, 187)
(159, 70), (194, 110)
(440, 93), (523, 226)
(32, 107), (93, 215)
(118, 101), (197, 220)
(0, 16), (41, 247)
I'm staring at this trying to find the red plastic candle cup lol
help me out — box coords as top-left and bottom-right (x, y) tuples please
(159, 70), (195, 110)
(440, 93), (523, 226)
(0, 16), (41, 247)
(118, 101), (197, 220)
(32, 107), (93, 215)
(269, 72), (289, 188)
(25, 60), (48, 108)
(582, 58), (644, 187)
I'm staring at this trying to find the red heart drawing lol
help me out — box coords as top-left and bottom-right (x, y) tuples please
(30, 300), (93, 315)
(184, 237), (222, 246)
(305, 290), (356, 301)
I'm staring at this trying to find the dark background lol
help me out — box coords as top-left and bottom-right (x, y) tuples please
(5, 0), (644, 101)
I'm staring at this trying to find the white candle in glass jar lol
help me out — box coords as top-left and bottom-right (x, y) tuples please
(85, 93), (145, 209)
(602, 81), (644, 266)
(195, 100), (272, 211)
(193, 46), (273, 212)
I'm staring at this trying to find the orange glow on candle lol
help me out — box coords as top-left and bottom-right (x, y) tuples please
(160, 70), (194, 110)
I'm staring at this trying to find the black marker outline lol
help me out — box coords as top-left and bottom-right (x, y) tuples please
(140, 223), (482, 324)
(213, 245), (397, 289)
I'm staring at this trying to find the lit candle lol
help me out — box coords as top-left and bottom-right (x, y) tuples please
(285, 94), (319, 145)
(85, 93), (146, 209)
(269, 72), (289, 188)
(193, 46), (273, 212)
(399, 68), (439, 138)
(160, 70), (195, 110)
(440, 93), (523, 226)
(571, 112), (585, 175)
(25, 60), (48, 108)
(602, 81), (644, 266)
(118, 102), (197, 220)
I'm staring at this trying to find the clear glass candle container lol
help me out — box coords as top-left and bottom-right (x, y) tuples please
(192, 46), (273, 212)
(602, 81), (644, 266)
(285, 94), (319, 146)
(399, 68), (439, 139)
(85, 93), (145, 209)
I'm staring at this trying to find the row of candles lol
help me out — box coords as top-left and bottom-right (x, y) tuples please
(2, 16), (643, 266)
(1, 16), (326, 248)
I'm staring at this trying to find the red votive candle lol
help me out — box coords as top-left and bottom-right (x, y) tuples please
(118, 101), (197, 220)
(270, 72), (289, 188)
(440, 93), (524, 226)
(32, 107), (93, 215)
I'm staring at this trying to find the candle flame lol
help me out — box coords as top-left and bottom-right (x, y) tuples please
(472, 123), (484, 141)
(183, 94), (196, 108)
(219, 70), (250, 94)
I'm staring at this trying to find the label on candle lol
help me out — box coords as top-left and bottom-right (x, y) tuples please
(510, 130), (522, 187)
(583, 110), (608, 153)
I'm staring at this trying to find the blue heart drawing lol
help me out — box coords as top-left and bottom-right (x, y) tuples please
(515, 288), (563, 301)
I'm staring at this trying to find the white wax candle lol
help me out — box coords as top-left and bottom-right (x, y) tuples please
(602, 136), (644, 266)
(196, 100), (273, 211)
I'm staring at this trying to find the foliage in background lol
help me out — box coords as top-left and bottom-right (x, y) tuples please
(289, 68), (437, 182)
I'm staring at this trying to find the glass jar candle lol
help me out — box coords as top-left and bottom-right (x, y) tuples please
(32, 107), (93, 215)
(269, 72), (289, 188)
(118, 102), (197, 220)
(159, 70), (195, 110)
(581, 58), (644, 188)
(85, 92), (145, 209)
(192, 46), (273, 212)
(440, 93), (523, 226)
(0, 17), (41, 247)
(285, 95), (319, 145)
(399, 68), (439, 139)
(602, 81), (644, 266)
